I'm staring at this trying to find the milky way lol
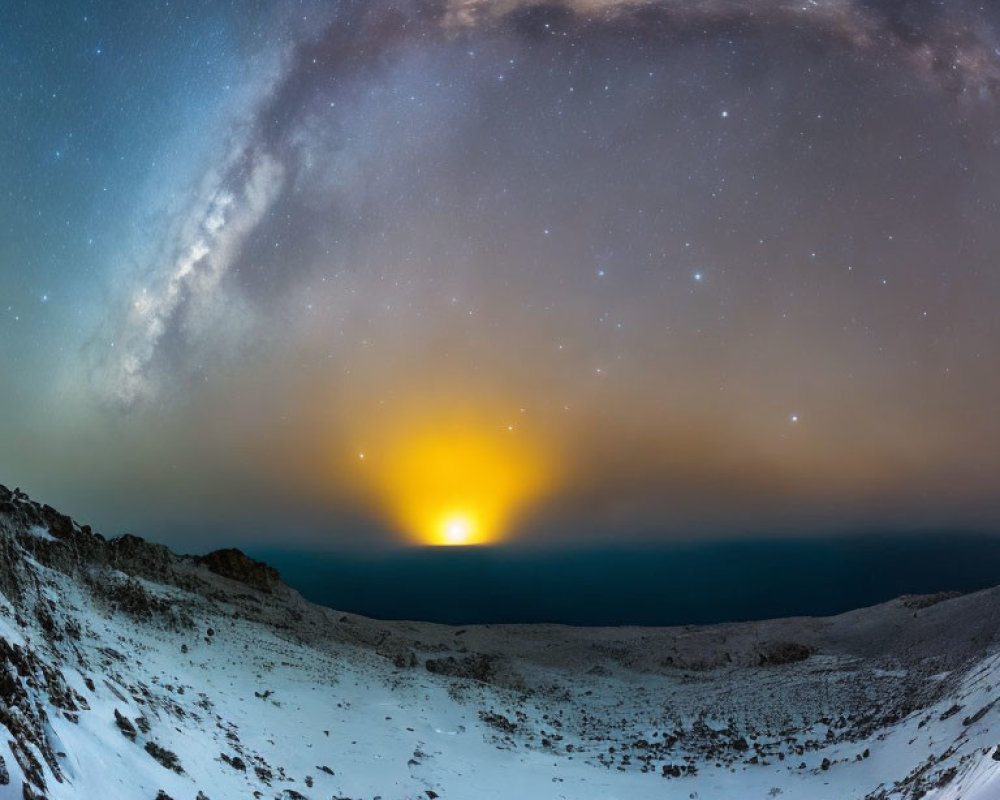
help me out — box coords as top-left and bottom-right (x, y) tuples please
(4, 0), (1000, 547)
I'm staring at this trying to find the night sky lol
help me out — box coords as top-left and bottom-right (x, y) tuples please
(3, 0), (1000, 551)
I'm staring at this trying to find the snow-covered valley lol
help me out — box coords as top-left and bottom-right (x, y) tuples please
(1, 483), (999, 800)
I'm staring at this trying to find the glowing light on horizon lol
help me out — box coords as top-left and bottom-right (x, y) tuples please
(357, 411), (555, 546)
(439, 512), (476, 545)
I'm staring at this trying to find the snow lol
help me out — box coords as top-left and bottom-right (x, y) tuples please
(26, 525), (57, 542)
(0, 510), (1000, 799)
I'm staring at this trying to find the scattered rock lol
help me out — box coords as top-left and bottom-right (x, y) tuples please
(426, 653), (497, 683)
(757, 642), (812, 666)
(144, 742), (183, 774)
(114, 709), (137, 741)
(221, 753), (246, 772)
(479, 710), (517, 733)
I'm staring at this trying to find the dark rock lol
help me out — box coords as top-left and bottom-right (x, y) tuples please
(197, 549), (279, 593)
(114, 709), (137, 741)
(936, 766), (957, 787)
(9, 740), (46, 793)
(39, 506), (73, 540)
(901, 592), (962, 610)
(95, 578), (171, 621)
(376, 643), (418, 669)
(108, 534), (173, 582)
(221, 753), (246, 772)
(757, 642), (812, 666)
(962, 701), (995, 727)
(144, 742), (183, 774)
(478, 710), (517, 733)
(21, 782), (46, 800)
(425, 653), (497, 683)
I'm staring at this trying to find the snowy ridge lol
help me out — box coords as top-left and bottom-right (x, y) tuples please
(0, 484), (999, 799)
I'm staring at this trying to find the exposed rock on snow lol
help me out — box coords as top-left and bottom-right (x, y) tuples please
(196, 548), (279, 594)
(1, 481), (1000, 799)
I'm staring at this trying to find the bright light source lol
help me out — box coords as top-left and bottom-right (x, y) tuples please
(357, 411), (555, 547)
(440, 513), (475, 546)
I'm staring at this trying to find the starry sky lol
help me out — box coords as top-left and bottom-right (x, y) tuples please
(3, 0), (1000, 550)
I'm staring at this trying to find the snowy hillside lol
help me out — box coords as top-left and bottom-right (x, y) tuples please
(1, 484), (1000, 800)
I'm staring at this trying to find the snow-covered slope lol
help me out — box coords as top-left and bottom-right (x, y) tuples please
(1, 484), (999, 800)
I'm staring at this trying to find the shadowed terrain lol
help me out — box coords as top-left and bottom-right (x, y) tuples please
(1, 483), (999, 799)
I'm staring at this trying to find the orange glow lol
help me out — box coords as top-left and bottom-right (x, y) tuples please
(358, 413), (553, 546)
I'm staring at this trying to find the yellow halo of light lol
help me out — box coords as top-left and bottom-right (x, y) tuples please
(358, 412), (553, 546)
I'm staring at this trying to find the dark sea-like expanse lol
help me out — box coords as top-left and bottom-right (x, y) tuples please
(248, 532), (1000, 626)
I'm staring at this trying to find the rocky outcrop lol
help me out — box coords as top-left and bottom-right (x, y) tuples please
(0, 637), (81, 797)
(0, 484), (283, 600)
(107, 534), (174, 583)
(197, 548), (279, 594)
